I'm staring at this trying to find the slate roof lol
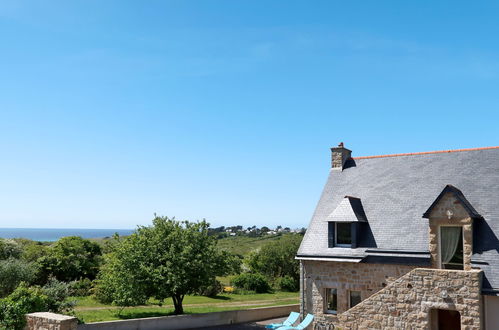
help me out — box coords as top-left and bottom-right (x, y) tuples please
(325, 196), (367, 222)
(297, 146), (499, 292)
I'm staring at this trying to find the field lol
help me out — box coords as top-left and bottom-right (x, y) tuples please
(216, 233), (298, 256)
(74, 292), (300, 323)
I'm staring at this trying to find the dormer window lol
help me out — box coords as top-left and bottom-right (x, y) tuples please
(335, 222), (352, 247)
(423, 184), (482, 271)
(440, 226), (464, 270)
(326, 196), (368, 249)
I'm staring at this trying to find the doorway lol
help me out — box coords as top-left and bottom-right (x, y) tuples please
(431, 309), (461, 330)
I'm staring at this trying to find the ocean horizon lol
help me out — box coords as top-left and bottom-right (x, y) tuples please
(0, 228), (135, 242)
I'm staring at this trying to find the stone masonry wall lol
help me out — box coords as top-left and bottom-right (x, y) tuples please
(25, 312), (77, 330)
(427, 191), (473, 270)
(302, 260), (415, 325)
(337, 268), (483, 330)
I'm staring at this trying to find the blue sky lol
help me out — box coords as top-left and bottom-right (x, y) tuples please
(1, 1), (498, 229)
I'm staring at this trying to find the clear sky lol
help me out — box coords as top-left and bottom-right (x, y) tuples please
(1, 1), (498, 229)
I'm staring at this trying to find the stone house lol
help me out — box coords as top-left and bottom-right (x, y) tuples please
(297, 144), (499, 330)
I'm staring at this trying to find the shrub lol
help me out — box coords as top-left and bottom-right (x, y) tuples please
(197, 279), (223, 297)
(38, 236), (102, 282)
(0, 259), (38, 297)
(42, 278), (75, 313)
(277, 275), (299, 292)
(231, 273), (272, 293)
(69, 278), (94, 297)
(0, 280), (75, 330)
(246, 234), (301, 283)
(0, 283), (48, 330)
(92, 274), (115, 304)
(0, 239), (22, 260)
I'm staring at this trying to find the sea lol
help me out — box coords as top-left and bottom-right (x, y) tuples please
(0, 228), (135, 242)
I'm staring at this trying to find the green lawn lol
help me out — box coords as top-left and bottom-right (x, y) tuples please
(73, 292), (299, 323)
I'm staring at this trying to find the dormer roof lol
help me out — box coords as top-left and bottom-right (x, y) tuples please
(326, 196), (367, 222)
(422, 184), (482, 219)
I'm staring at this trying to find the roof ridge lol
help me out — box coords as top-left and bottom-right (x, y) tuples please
(353, 146), (499, 160)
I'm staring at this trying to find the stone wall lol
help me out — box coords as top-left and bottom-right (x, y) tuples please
(427, 191), (473, 270)
(302, 260), (415, 324)
(337, 268), (483, 330)
(79, 304), (299, 330)
(25, 312), (77, 330)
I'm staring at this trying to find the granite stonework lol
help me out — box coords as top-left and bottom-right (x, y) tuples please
(427, 191), (474, 270)
(331, 144), (351, 170)
(337, 268), (483, 330)
(301, 261), (483, 329)
(25, 312), (77, 330)
(301, 260), (416, 324)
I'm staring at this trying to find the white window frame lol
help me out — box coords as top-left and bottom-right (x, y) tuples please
(335, 222), (352, 247)
(438, 225), (464, 270)
(324, 288), (338, 314)
(348, 290), (362, 308)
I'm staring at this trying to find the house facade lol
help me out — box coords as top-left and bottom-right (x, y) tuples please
(297, 144), (499, 330)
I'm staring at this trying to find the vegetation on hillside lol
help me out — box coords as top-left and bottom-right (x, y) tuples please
(0, 218), (304, 324)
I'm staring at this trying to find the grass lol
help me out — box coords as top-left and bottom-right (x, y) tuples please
(216, 233), (297, 256)
(73, 292), (300, 323)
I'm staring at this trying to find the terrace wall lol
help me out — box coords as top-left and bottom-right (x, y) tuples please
(337, 268), (483, 329)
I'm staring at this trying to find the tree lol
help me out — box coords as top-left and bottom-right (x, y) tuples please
(0, 239), (22, 260)
(16, 239), (49, 263)
(38, 236), (102, 282)
(96, 216), (237, 314)
(0, 259), (38, 297)
(247, 234), (302, 286)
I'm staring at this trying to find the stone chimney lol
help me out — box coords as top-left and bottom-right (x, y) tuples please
(331, 142), (352, 170)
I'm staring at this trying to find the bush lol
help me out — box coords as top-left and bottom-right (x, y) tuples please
(0, 259), (38, 297)
(0, 280), (75, 330)
(0, 283), (48, 330)
(246, 234), (301, 283)
(42, 278), (75, 313)
(0, 239), (22, 260)
(231, 273), (272, 293)
(38, 236), (102, 282)
(69, 278), (94, 296)
(197, 279), (223, 297)
(277, 276), (299, 292)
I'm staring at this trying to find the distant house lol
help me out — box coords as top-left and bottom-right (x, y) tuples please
(297, 144), (499, 329)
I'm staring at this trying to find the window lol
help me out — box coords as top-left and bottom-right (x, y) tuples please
(335, 223), (352, 247)
(325, 288), (337, 314)
(440, 226), (463, 270)
(349, 290), (361, 308)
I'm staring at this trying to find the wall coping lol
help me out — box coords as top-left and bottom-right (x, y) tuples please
(26, 312), (77, 322)
(82, 304), (299, 326)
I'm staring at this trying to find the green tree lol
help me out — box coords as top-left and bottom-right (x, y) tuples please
(0, 259), (38, 297)
(38, 236), (102, 282)
(247, 234), (302, 288)
(0, 239), (22, 260)
(96, 216), (236, 314)
(16, 239), (49, 263)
